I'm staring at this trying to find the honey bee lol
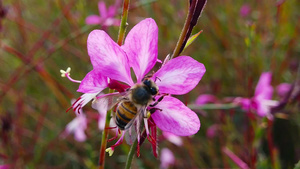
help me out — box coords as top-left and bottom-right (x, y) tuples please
(97, 77), (163, 131)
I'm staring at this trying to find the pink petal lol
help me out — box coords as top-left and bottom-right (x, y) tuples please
(153, 56), (206, 95)
(240, 4), (251, 18)
(276, 83), (292, 97)
(65, 114), (87, 142)
(151, 96), (200, 136)
(234, 97), (251, 111)
(160, 148), (175, 169)
(77, 70), (108, 93)
(162, 131), (183, 146)
(107, 5), (117, 17)
(71, 93), (99, 115)
(98, 1), (107, 18)
(195, 94), (217, 105)
(87, 30), (133, 85)
(103, 18), (120, 27)
(206, 124), (219, 138)
(255, 72), (273, 99)
(122, 18), (158, 82)
(108, 0), (121, 16)
(85, 15), (102, 25)
(255, 101), (269, 117)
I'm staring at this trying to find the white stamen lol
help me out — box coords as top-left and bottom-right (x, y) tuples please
(60, 67), (71, 77)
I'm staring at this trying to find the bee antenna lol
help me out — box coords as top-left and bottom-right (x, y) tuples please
(155, 76), (161, 82)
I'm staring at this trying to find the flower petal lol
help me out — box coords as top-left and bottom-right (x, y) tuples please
(71, 93), (99, 115)
(87, 30), (133, 85)
(103, 18), (120, 26)
(98, 1), (107, 18)
(122, 18), (158, 82)
(77, 70), (108, 93)
(65, 114), (87, 142)
(234, 97), (251, 111)
(195, 94), (217, 105)
(160, 148), (175, 169)
(153, 56), (206, 95)
(162, 131), (183, 146)
(276, 83), (291, 97)
(85, 15), (102, 25)
(151, 96), (200, 136)
(254, 72), (273, 99)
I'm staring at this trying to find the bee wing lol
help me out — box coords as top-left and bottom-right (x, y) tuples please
(124, 124), (137, 145)
(92, 91), (128, 112)
(124, 106), (147, 144)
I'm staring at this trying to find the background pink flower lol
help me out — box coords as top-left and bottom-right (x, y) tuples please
(276, 83), (292, 98)
(195, 94), (218, 105)
(235, 72), (278, 118)
(85, 0), (120, 27)
(160, 148), (175, 169)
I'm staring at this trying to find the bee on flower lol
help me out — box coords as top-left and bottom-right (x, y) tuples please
(61, 18), (206, 156)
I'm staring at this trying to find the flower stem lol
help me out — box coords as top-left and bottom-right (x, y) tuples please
(98, 89), (114, 169)
(171, 0), (206, 59)
(170, 0), (197, 59)
(117, 0), (130, 46)
(124, 139), (138, 169)
(98, 1), (131, 167)
(188, 103), (239, 110)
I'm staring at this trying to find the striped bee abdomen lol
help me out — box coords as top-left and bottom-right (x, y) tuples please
(115, 101), (137, 130)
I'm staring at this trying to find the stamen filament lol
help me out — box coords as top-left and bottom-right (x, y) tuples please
(65, 73), (81, 84)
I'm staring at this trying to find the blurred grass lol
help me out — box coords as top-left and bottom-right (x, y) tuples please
(0, 0), (299, 168)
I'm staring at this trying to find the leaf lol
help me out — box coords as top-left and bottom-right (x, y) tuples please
(183, 30), (203, 51)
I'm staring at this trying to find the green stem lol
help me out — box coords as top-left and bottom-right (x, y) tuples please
(117, 0), (130, 46)
(170, 0), (197, 59)
(98, 0), (131, 167)
(125, 139), (138, 169)
(188, 103), (239, 110)
(98, 89), (114, 169)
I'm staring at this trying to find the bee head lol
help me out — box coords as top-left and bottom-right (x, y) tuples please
(143, 78), (158, 95)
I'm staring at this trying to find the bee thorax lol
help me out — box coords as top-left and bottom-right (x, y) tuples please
(131, 86), (152, 105)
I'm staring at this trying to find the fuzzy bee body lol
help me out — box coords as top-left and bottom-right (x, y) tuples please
(115, 101), (138, 130)
(114, 78), (159, 130)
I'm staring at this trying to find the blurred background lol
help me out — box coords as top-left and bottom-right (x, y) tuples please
(0, 0), (300, 168)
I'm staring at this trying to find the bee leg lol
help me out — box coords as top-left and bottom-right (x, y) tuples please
(154, 76), (161, 82)
(149, 94), (168, 107)
(148, 108), (162, 114)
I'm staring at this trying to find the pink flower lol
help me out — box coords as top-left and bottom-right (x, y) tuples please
(195, 94), (217, 105)
(160, 148), (175, 169)
(276, 83), (292, 98)
(85, 0), (120, 27)
(240, 4), (251, 18)
(235, 72), (278, 118)
(72, 18), (205, 136)
(66, 18), (205, 155)
(206, 124), (219, 139)
(64, 110), (88, 142)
